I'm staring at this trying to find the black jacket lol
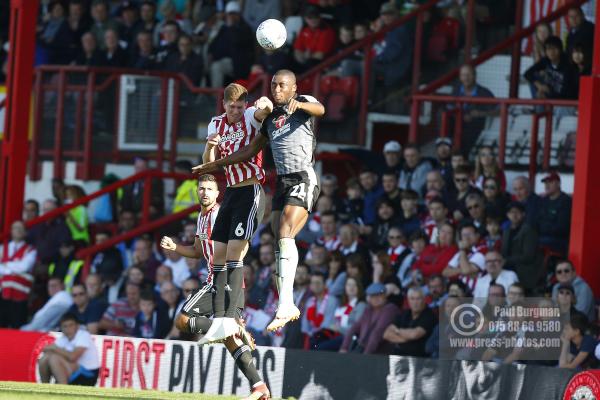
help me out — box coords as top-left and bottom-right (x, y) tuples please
(524, 56), (577, 99)
(501, 222), (543, 290)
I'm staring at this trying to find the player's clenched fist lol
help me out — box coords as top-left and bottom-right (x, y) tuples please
(254, 96), (273, 113)
(287, 98), (303, 114)
(160, 236), (177, 251)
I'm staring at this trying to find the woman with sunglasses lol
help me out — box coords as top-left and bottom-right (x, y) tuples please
(482, 176), (510, 217)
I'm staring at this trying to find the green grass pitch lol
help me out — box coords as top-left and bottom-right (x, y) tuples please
(0, 381), (245, 399)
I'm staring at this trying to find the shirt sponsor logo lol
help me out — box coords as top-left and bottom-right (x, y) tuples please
(198, 233), (208, 240)
(272, 123), (291, 140)
(219, 130), (244, 143)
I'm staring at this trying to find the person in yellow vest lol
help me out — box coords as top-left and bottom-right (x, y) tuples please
(172, 160), (199, 219)
(64, 185), (90, 246)
(48, 240), (84, 294)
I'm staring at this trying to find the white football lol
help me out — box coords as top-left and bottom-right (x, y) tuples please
(256, 19), (287, 50)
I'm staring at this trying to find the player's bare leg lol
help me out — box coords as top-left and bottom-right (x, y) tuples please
(199, 239), (249, 344)
(267, 205), (309, 332)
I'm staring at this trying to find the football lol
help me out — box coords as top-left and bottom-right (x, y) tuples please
(256, 19), (287, 50)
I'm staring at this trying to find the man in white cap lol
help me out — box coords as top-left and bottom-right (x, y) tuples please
(208, 1), (254, 88)
(383, 140), (403, 174)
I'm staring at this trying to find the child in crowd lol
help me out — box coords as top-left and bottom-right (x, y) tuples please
(484, 215), (503, 252)
(133, 290), (168, 339)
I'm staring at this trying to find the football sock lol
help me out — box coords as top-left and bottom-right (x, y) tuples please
(274, 250), (282, 294)
(212, 264), (226, 318)
(232, 345), (262, 387)
(278, 237), (298, 306)
(225, 260), (244, 318)
(188, 316), (212, 334)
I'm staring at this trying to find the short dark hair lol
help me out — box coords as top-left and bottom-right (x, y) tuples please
(454, 165), (472, 176)
(140, 290), (156, 302)
(359, 167), (375, 176)
(311, 272), (327, 282)
(376, 198), (395, 210)
(509, 282), (526, 293)
(60, 312), (80, 325)
(95, 229), (111, 237)
(409, 230), (429, 243)
(382, 169), (399, 179)
(428, 196), (447, 208)
(163, 20), (180, 31)
(404, 143), (420, 152)
(71, 283), (86, 293)
(556, 259), (574, 271)
(459, 222), (478, 234)
(569, 313), (588, 335)
(25, 199), (39, 210)
(320, 210), (336, 220)
(401, 189), (419, 201)
(544, 35), (563, 51)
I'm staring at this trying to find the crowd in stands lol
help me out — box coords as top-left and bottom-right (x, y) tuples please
(1, 136), (599, 371)
(0, 0), (519, 92)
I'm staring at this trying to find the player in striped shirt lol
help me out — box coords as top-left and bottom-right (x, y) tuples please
(193, 70), (325, 332)
(192, 83), (272, 347)
(160, 174), (270, 400)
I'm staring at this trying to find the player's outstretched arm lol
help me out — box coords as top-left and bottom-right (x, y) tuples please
(160, 236), (203, 258)
(192, 134), (268, 175)
(288, 97), (325, 117)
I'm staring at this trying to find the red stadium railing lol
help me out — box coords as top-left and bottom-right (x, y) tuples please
(411, 94), (578, 183)
(297, 0), (456, 146)
(26, 0), (587, 181)
(6, 169), (194, 232)
(413, 0), (588, 97)
(29, 66), (271, 181)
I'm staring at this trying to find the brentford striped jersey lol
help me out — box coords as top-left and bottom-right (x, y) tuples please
(209, 107), (265, 187)
(195, 204), (220, 285)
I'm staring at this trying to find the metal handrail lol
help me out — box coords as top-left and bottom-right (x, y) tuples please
(416, 0), (588, 96)
(411, 93), (578, 184)
(0, 170), (194, 244)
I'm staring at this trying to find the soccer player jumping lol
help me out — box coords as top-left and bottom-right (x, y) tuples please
(191, 83), (272, 345)
(160, 174), (270, 400)
(193, 69), (325, 332)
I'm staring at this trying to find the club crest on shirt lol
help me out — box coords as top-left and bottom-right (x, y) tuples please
(274, 114), (287, 129)
(272, 114), (291, 139)
(198, 233), (208, 240)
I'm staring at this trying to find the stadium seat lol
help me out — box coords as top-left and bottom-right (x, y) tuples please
(297, 75), (316, 94)
(337, 76), (359, 108)
(427, 34), (450, 62)
(319, 76), (338, 96)
(427, 17), (461, 62)
(324, 93), (347, 121)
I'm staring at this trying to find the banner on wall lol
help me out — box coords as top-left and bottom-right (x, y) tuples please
(63, 335), (284, 398)
(0, 329), (578, 399)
